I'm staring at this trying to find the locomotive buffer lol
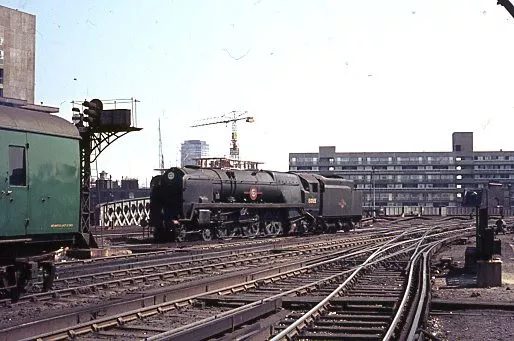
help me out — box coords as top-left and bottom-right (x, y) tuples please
(72, 98), (142, 241)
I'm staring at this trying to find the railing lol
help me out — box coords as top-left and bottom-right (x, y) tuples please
(99, 197), (150, 227)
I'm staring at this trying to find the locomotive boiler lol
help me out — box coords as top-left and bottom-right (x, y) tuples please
(149, 166), (362, 242)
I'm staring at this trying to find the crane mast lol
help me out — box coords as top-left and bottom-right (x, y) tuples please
(191, 111), (254, 160)
(230, 120), (239, 159)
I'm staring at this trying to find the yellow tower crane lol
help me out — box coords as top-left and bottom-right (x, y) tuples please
(191, 111), (254, 160)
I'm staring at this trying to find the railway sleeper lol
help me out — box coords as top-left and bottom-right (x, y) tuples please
(202, 299), (248, 309)
(319, 313), (392, 322)
(298, 330), (383, 340)
(305, 325), (386, 334)
(348, 289), (403, 294)
(311, 320), (389, 327)
(332, 305), (394, 313)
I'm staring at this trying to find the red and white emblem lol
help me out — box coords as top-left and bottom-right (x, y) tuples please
(245, 186), (262, 201)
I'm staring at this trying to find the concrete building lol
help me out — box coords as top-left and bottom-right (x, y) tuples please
(289, 132), (514, 210)
(0, 5), (35, 103)
(181, 140), (209, 166)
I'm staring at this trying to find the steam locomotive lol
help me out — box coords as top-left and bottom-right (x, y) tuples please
(148, 166), (362, 242)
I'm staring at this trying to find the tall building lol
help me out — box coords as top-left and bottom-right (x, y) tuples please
(0, 5), (36, 103)
(181, 140), (209, 166)
(289, 132), (514, 210)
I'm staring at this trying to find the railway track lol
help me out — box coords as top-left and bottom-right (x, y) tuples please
(2, 234), (393, 306)
(2, 220), (473, 341)
(144, 226), (467, 341)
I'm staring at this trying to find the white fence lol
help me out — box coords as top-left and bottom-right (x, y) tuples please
(99, 197), (150, 227)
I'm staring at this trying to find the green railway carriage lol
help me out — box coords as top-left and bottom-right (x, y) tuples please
(0, 105), (81, 241)
(0, 105), (88, 296)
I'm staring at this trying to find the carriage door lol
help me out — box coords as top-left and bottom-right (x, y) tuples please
(1, 132), (29, 236)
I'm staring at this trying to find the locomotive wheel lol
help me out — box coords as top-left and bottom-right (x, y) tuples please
(174, 226), (187, 242)
(264, 221), (282, 236)
(42, 263), (56, 292)
(202, 228), (213, 241)
(0, 270), (13, 299)
(274, 222), (283, 236)
(216, 227), (229, 239)
(244, 224), (260, 238)
(264, 222), (274, 236)
(298, 221), (308, 235)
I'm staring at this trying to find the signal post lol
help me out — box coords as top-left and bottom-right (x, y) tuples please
(462, 183), (503, 287)
(72, 98), (141, 245)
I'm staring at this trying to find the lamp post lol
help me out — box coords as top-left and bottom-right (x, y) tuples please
(508, 184), (512, 216)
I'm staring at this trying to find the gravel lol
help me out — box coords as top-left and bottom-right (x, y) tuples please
(426, 233), (514, 341)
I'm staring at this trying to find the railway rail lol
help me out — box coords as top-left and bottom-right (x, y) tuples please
(12, 217), (439, 303)
(2, 234), (392, 306)
(143, 226), (467, 341)
(1, 219), (473, 341)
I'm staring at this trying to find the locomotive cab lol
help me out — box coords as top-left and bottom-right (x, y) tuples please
(296, 173), (321, 214)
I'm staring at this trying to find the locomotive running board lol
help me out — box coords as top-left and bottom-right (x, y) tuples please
(192, 203), (303, 209)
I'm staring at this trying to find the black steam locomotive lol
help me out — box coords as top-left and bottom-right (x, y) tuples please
(148, 166), (362, 242)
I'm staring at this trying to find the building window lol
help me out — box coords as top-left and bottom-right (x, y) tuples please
(9, 146), (27, 186)
(0, 68), (3, 84)
(0, 88), (3, 97)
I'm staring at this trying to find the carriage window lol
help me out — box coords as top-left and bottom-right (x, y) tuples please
(9, 146), (26, 186)
(311, 183), (318, 193)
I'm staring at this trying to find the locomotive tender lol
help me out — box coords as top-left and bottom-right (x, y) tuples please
(0, 105), (90, 297)
(149, 166), (362, 242)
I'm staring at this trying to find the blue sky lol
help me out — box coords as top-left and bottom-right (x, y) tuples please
(3, 0), (514, 185)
